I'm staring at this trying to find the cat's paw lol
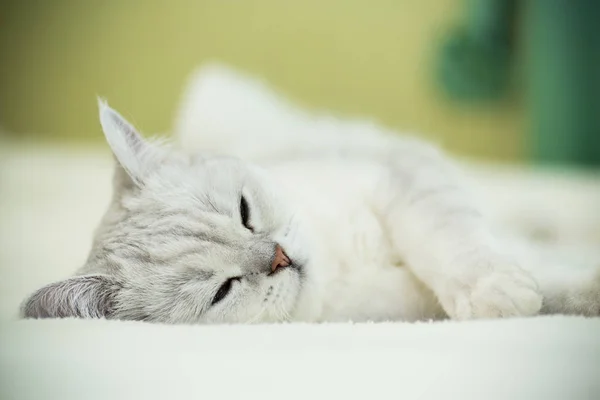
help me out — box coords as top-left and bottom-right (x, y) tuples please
(443, 264), (543, 320)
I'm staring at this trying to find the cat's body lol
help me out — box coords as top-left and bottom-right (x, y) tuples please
(266, 157), (444, 322)
(21, 66), (600, 323)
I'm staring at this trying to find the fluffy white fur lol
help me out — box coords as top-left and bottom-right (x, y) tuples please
(19, 64), (600, 323)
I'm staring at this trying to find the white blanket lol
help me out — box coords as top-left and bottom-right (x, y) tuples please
(1, 64), (599, 400)
(1, 317), (599, 400)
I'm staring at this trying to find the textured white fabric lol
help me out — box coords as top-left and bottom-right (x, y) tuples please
(1, 316), (599, 400)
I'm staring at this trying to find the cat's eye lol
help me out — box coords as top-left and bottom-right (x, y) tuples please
(240, 195), (253, 232)
(211, 277), (240, 306)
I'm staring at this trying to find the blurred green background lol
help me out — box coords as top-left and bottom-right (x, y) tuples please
(0, 1), (597, 164)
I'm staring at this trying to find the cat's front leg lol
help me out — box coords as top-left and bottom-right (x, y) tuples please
(424, 242), (544, 320)
(379, 152), (543, 320)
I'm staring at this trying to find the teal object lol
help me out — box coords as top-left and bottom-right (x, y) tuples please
(527, 0), (600, 166)
(436, 0), (517, 102)
(436, 0), (600, 166)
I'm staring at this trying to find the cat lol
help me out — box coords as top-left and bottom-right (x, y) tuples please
(20, 66), (600, 323)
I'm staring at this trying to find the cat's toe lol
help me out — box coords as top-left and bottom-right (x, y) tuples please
(470, 271), (542, 318)
(448, 268), (543, 320)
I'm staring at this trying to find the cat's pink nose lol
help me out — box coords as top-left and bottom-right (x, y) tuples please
(271, 244), (291, 272)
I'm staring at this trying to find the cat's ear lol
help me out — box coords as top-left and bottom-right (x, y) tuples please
(20, 275), (121, 319)
(98, 98), (160, 186)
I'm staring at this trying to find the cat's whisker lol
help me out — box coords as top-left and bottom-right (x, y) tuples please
(278, 305), (291, 322)
(283, 213), (297, 238)
(244, 305), (267, 324)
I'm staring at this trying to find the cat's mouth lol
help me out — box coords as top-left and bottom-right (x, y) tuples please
(268, 262), (302, 277)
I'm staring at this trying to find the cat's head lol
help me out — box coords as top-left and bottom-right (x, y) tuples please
(20, 100), (313, 324)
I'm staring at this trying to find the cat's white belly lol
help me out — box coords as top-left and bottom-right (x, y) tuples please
(267, 160), (442, 322)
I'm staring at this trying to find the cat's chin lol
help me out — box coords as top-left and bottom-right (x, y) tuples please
(264, 266), (305, 319)
(277, 263), (323, 323)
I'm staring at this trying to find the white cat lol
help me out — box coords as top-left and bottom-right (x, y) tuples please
(20, 65), (600, 323)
